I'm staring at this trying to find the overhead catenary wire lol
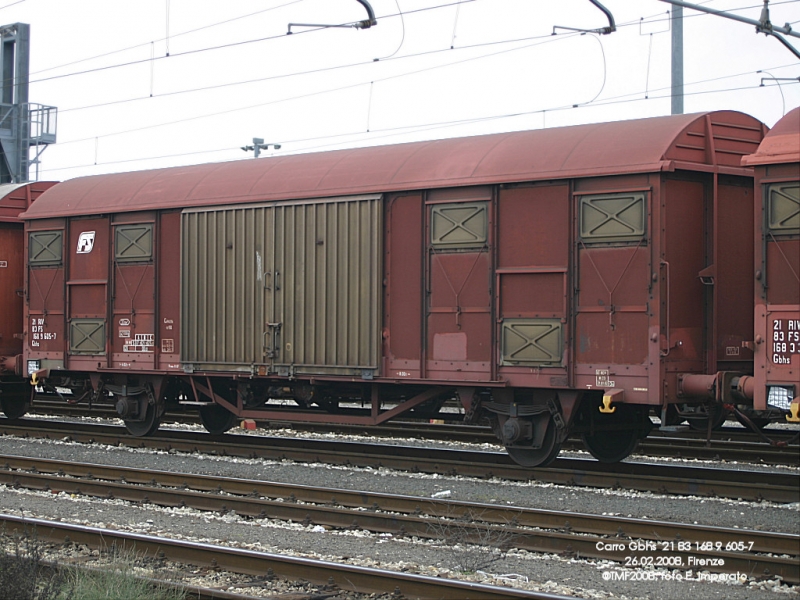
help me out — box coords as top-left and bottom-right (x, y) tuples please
(374, 0), (406, 59)
(579, 33), (607, 106)
(29, 0), (306, 75)
(645, 33), (654, 98)
(758, 69), (788, 115)
(620, 0), (800, 28)
(46, 0), (800, 119)
(16, 0), (799, 97)
(26, 0), (788, 91)
(451, 0), (462, 48)
(23, 0), (797, 81)
(57, 28), (579, 115)
(291, 80), (800, 155)
(23, 0), (478, 87)
(56, 30), (585, 145)
(52, 20), (798, 153)
(0, 0), (25, 10)
(165, 0), (171, 56)
(17, 0), (800, 177)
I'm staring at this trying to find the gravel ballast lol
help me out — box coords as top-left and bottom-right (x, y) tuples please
(0, 422), (797, 600)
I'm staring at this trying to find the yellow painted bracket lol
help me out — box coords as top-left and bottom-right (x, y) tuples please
(787, 401), (800, 423)
(600, 395), (616, 414)
(30, 372), (38, 386)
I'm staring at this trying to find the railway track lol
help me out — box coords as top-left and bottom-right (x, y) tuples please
(251, 419), (800, 465)
(0, 514), (565, 600)
(2, 454), (797, 584)
(26, 401), (800, 465)
(41, 566), (265, 600)
(1, 419), (798, 503)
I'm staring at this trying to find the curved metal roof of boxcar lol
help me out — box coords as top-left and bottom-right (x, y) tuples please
(24, 110), (764, 219)
(742, 106), (799, 166)
(0, 181), (58, 223)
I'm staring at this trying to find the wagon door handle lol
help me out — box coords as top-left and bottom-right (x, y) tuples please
(265, 322), (282, 358)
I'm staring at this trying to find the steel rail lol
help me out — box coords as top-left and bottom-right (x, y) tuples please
(0, 514), (572, 600)
(258, 420), (800, 464)
(25, 402), (800, 465)
(1, 420), (798, 503)
(1, 454), (798, 583)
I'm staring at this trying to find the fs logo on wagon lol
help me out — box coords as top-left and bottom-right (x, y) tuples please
(77, 231), (95, 254)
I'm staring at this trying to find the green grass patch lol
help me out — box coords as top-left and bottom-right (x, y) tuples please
(1, 529), (187, 600)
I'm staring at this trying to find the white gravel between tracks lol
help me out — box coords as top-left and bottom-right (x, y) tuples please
(0, 417), (797, 600)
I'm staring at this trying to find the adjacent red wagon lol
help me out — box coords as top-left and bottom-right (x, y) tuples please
(13, 110), (787, 466)
(0, 181), (58, 418)
(742, 107), (800, 423)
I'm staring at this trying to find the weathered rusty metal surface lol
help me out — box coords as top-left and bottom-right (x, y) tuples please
(496, 184), (569, 385)
(0, 223), (24, 361)
(111, 213), (157, 370)
(16, 112), (774, 420)
(714, 176), (755, 372)
(0, 181), (56, 223)
(23, 112), (763, 220)
(26, 219), (66, 369)
(157, 211), (182, 370)
(744, 109), (800, 410)
(384, 193), (424, 379)
(65, 217), (110, 372)
(0, 182), (57, 363)
(742, 107), (800, 166)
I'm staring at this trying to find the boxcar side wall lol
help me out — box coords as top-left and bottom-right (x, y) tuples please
(0, 223), (25, 359)
(25, 217), (67, 374)
(65, 216), (111, 373)
(715, 175), (756, 373)
(425, 186), (494, 382)
(660, 176), (707, 400)
(383, 172), (723, 406)
(16, 110), (788, 465)
(384, 192), (424, 379)
(157, 211), (182, 371)
(25, 212), (183, 377)
(22, 169), (761, 414)
(110, 211), (158, 371)
(1, 182), (58, 375)
(571, 173), (657, 405)
(753, 162), (800, 410)
(495, 182), (571, 389)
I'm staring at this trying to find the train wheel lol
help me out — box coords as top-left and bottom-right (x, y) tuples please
(200, 404), (238, 435)
(505, 415), (561, 468)
(123, 401), (160, 437)
(579, 402), (650, 463)
(1, 394), (29, 420)
(582, 427), (640, 463)
(684, 403), (727, 431)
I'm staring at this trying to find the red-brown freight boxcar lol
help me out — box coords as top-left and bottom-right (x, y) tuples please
(0, 181), (58, 418)
(742, 107), (800, 426)
(13, 110), (792, 467)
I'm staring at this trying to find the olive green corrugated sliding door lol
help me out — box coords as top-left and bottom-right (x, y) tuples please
(181, 195), (383, 376)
